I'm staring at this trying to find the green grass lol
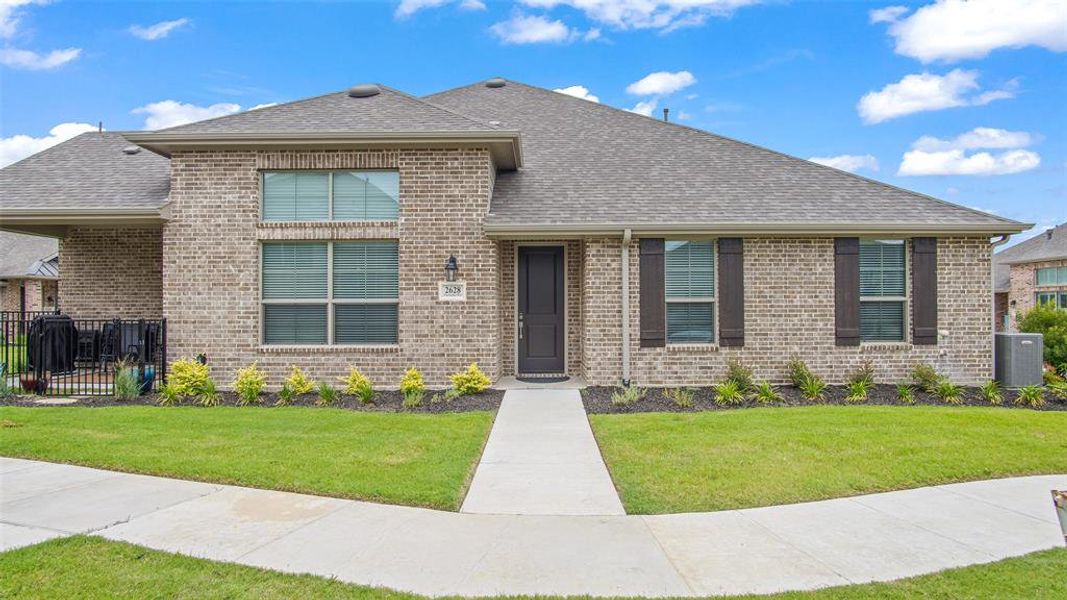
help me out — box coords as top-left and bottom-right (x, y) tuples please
(0, 406), (494, 510)
(3, 536), (1067, 599)
(590, 405), (1067, 514)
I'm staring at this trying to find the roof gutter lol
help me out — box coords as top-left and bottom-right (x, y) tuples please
(484, 221), (1033, 238)
(0, 207), (164, 224)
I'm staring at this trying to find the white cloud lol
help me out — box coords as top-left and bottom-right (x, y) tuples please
(880, 0), (1067, 63)
(808, 154), (880, 173)
(395, 0), (451, 18)
(520, 1), (759, 32)
(0, 122), (96, 167)
(676, 110), (692, 121)
(0, 0), (47, 39)
(899, 126), (1041, 176)
(553, 85), (599, 102)
(459, 0), (486, 9)
(248, 102), (278, 111)
(128, 17), (190, 41)
(489, 14), (578, 44)
(583, 27), (602, 41)
(0, 46), (79, 69)
(898, 149), (1040, 176)
(626, 70), (696, 96)
(869, 5), (909, 24)
(857, 69), (1014, 124)
(628, 99), (657, 117)
(132, 100), (242, 130)
(912, 127), (1035, 152)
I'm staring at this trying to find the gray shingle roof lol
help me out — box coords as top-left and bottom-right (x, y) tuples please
(0, 231), (58, 278)
(159, 85), (497, 134)
(994, 223), (1067, 292)
(0, 132), (170, 211)
(427, 79), (1026, 233)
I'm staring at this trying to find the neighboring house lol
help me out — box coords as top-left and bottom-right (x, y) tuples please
(0, 79), (1028, 386)
(0, 231), (59, 316)
(995, 223), (1067, 331)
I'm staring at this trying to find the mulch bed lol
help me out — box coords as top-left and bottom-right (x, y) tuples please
(0, 389), (504, 413)
(582, 384), (1067, 414)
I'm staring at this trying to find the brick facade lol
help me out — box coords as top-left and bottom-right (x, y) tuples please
(58, 227), (163, 319)
(163, 149), (498, 388)
(0, 279), (50, 313)
(1005, 259), (1067, 330)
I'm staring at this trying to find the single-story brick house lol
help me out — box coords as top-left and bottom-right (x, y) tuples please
(0, 231), (59, 316)
(995, 223), (1067, 331)
(0, 78), (1029, 386)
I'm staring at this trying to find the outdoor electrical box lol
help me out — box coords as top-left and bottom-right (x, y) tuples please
(994, 333), (1044, 388)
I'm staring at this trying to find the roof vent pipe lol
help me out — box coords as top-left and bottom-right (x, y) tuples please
(1048, 229), (1054, 240)
(662, 108), (669, 122)
(348, 84), (381, 98)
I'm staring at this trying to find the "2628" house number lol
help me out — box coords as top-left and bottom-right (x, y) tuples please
(439, 282), (467, 301)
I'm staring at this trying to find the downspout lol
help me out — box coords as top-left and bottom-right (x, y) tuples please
(621, 228), (632, 386)
(990, 234), (1012, 378)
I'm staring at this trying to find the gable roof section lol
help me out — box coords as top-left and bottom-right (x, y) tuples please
(0, 231), (59, 279)
(427, 79), (1027, 236)
(0, 132), (170, 216)
(994, 223), (1067, 292)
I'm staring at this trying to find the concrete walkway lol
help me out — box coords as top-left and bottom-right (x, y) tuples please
(2, 457), (1064, 597)
(461, 389), (624, 516)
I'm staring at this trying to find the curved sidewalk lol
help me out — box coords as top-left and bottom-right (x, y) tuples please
(2, 457), (1064, 597)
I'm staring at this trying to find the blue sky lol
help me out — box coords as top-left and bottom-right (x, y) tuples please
(1, 0), (1063, 246)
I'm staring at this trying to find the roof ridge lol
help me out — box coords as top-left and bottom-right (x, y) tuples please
(379, 84), (500, 130)
(429, 78), (1026, 229)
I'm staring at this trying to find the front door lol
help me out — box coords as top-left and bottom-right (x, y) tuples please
(518, 246), (565, 374)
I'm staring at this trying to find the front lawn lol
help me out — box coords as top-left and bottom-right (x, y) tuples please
(3, 536), (1066, 599)
(590, 405), (1067, 514)
(0, 406), (495, 510)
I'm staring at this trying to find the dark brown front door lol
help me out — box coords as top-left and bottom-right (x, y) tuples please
(518, 246), (565, 374)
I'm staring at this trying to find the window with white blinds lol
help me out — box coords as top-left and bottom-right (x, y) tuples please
(665, 240), (715, 344)
(261, 241), (398, 345)
(859, 240), (906, 342)
(261, 171), (399, 222)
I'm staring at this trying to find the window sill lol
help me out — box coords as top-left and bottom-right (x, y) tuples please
(258, 345), (400, 354)
(859, 342), (913, 351)
(665, 343), (719, 353)
(257, 221), (398, 228)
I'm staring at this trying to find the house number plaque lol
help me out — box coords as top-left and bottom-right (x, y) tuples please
(439, 282), (467, 301)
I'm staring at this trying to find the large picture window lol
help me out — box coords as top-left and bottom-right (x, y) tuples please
(859, 239), (906, 342)
(262, 171), (399, 222)
(261, 241), (399, 345)
(1036, 266), (1067, 286)
(665, 240), (715, 344)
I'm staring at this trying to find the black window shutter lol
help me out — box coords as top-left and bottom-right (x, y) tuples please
(639, 238), (665, 348)
(912, 237), (938, 345)
(718, 238), (744, 347)
(835, 238), (861, 346)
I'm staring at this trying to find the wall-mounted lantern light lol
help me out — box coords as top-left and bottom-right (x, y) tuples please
(444, 255), (459, 282)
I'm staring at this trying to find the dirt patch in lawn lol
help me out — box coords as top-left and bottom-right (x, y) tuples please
(582, 384), (1067, 414)
(0, 389), (504, 413)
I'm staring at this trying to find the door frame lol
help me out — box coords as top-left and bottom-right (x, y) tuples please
(514, 242), (568, 375)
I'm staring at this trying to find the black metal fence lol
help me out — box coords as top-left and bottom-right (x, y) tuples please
(1, 314), (167, 397)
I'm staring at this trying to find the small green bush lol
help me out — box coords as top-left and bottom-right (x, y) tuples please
(847, 360), (875, 386)
(845, 379), (871, 404)
(786, 357), (813, 387)
(275, 383), (295, 407)
(896, 382), (915, 405)
(713, 380), (745, 406)
(1048, 381), (1067, 402)
(339, 367), (375, 404)
(910, 363), (941, 393)
(198, 377), (221, 407)
(1015, 385), (1046, 408)
(611, 385), (647, 406)
(1018, 304), (1067, 372)
(752, 380), (782, 404)
(663, 387), (694, 408)
(933, 379), (964, 405)
(232, 362), (266, 406)
(431, 388), (464, 404)
(167, 357), (211, 397)
(285, 366), (316, 396)
(158, 382), (181, 406)
(113, 362), (141, 401)
(450, 363), (491, 396)
(399, 367), (425, 408)
(798, 373), (827, 402)
(316, 382), (338, 406)
(724, 358), (754, 392)
(979, 380), (1003, 405)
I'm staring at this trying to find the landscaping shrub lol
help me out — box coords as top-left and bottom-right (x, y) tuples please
(1019, 304), (1067, 373)
(611, 385), (646, 406)
(847, 360), (875, 386)
(896, 382), (915, 405)
(339, 367), (374, 404)
(713, 380), (745, 406)
(232, 362), (266, 406)
(663, 387), (694, 408)
(798, 373), (827, 402)
(112, 361), (141, 401)
(1015, 385), (1046, 408)
(724, 358), (754, 392)
(167, 357), (211, 398)
(316, 382), (338, 406)
(450, 363), (491, 395)
(752, 380), (781, 404)
(979, 380), (1003, 406)
(786, 357), (813, 387)
(845, 379), (871, 404)
(275, 383), (294, 407)
(933, 379), (964, 405)
(284, 366), (316, 395)
(158, 383), (181, 406)
(400, 367), (425, 408)
(910, 363), (941, 393)
(1049, 381), (1067, 402)
(197, 378), (221, 407)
